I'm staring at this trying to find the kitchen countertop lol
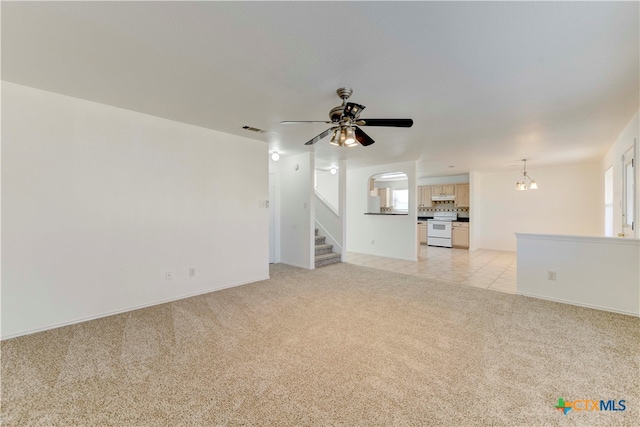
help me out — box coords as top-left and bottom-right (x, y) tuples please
(364, 213), (409, 216)
(418, 216), (470, 222)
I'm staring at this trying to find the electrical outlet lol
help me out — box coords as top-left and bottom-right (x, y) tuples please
(189, 267), (196, 277)
(547, 271), (556, 281)
(165, 271), (172, 281)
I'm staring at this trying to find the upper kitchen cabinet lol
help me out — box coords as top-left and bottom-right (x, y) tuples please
(431, 184), (455, 197)
(455, 184), (470, 207)
(418, 186), (432, 208)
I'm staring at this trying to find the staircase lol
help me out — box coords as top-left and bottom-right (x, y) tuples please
(315, 228), (341, 268)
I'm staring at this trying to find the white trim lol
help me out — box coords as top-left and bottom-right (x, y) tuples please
(0, 275), (270, 340)
(518, 292), (638, 317)
(515, 233), (640, 246)
(280, 261), (314, 270)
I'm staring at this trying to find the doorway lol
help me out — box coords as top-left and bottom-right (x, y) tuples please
(269, 173), (275, 263)
(622, 144), (635, 237)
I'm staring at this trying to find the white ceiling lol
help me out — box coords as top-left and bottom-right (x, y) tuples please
(2, 1), (638, 177)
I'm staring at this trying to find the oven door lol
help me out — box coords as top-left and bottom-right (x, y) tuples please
(427, 221), (451, 238)
(427, 220), (452, 247)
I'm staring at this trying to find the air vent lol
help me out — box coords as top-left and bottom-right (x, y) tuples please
(242, 125), (266, 133)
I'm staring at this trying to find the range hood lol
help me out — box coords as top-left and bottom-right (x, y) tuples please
(431, 195), (455, 201)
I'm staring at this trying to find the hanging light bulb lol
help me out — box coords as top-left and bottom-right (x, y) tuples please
(344, 127), (358, 147)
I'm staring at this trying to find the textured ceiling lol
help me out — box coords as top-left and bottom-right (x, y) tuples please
(2, 1), (638, 176)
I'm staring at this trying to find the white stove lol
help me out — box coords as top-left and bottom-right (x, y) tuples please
(427, 212), (457, 248)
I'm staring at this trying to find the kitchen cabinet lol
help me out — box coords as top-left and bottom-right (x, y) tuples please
(419, 222), (428, 244)
(418, 186), (432, 208)
(452, 222), (469, 249)
(431, 184), (455, 197)
(455, 184), (470, 207)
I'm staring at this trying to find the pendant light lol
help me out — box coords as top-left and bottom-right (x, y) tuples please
(515, 159), (538, 190)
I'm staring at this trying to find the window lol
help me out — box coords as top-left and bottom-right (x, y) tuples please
(393, 189), (409, 212)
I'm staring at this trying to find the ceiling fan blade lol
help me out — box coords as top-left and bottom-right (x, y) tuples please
(357, 118), (413, 128)
(354, 127), (375, 146)
(281, 120), (332, 124)
(304, 127), (336, 146)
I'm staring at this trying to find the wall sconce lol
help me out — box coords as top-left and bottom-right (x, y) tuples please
(271, 152), (280, 161)
(330, 167), (337, 175)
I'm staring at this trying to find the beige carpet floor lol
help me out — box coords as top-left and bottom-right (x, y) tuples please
(2, 263), (639, 426)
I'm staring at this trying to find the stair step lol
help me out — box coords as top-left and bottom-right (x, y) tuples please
(315, 243), (333, 255)
(315, 252), (341, 268)
(315, 235), (326, 244)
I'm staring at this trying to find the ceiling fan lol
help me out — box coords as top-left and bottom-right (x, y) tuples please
(281, 88), (413, 147)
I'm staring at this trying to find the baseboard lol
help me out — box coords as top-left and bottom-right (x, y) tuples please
(1, 275), (270, 340)
(279, 261), (314, 270)
(517, 291), (639, 317)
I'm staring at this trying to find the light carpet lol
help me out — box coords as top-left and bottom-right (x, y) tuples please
(2, 263), (638, 426)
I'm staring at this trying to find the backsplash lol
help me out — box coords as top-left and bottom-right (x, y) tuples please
(419, 201), (469, 217)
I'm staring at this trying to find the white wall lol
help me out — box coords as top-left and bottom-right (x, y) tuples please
(516, 233), (639, 316)
(1, 82), (269, 339)
(373, 178), (408, 191)
(346, 161), (417, 261)
(417, 174), (469, 186)
(277, 152), (314, 269)
(473, 163), (601, 252)
(315, 168), (339, 212)
(601, 110), (639, 237)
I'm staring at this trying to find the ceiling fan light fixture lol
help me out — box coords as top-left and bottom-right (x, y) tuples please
(338, 128), (347, 146)
(329, 129), (339, 146)
(344, 127), (358, 147)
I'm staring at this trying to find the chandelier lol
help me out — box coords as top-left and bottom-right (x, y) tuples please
(515, 159), (538, 191)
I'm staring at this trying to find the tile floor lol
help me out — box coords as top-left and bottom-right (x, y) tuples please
(345, 245), (517, 294)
